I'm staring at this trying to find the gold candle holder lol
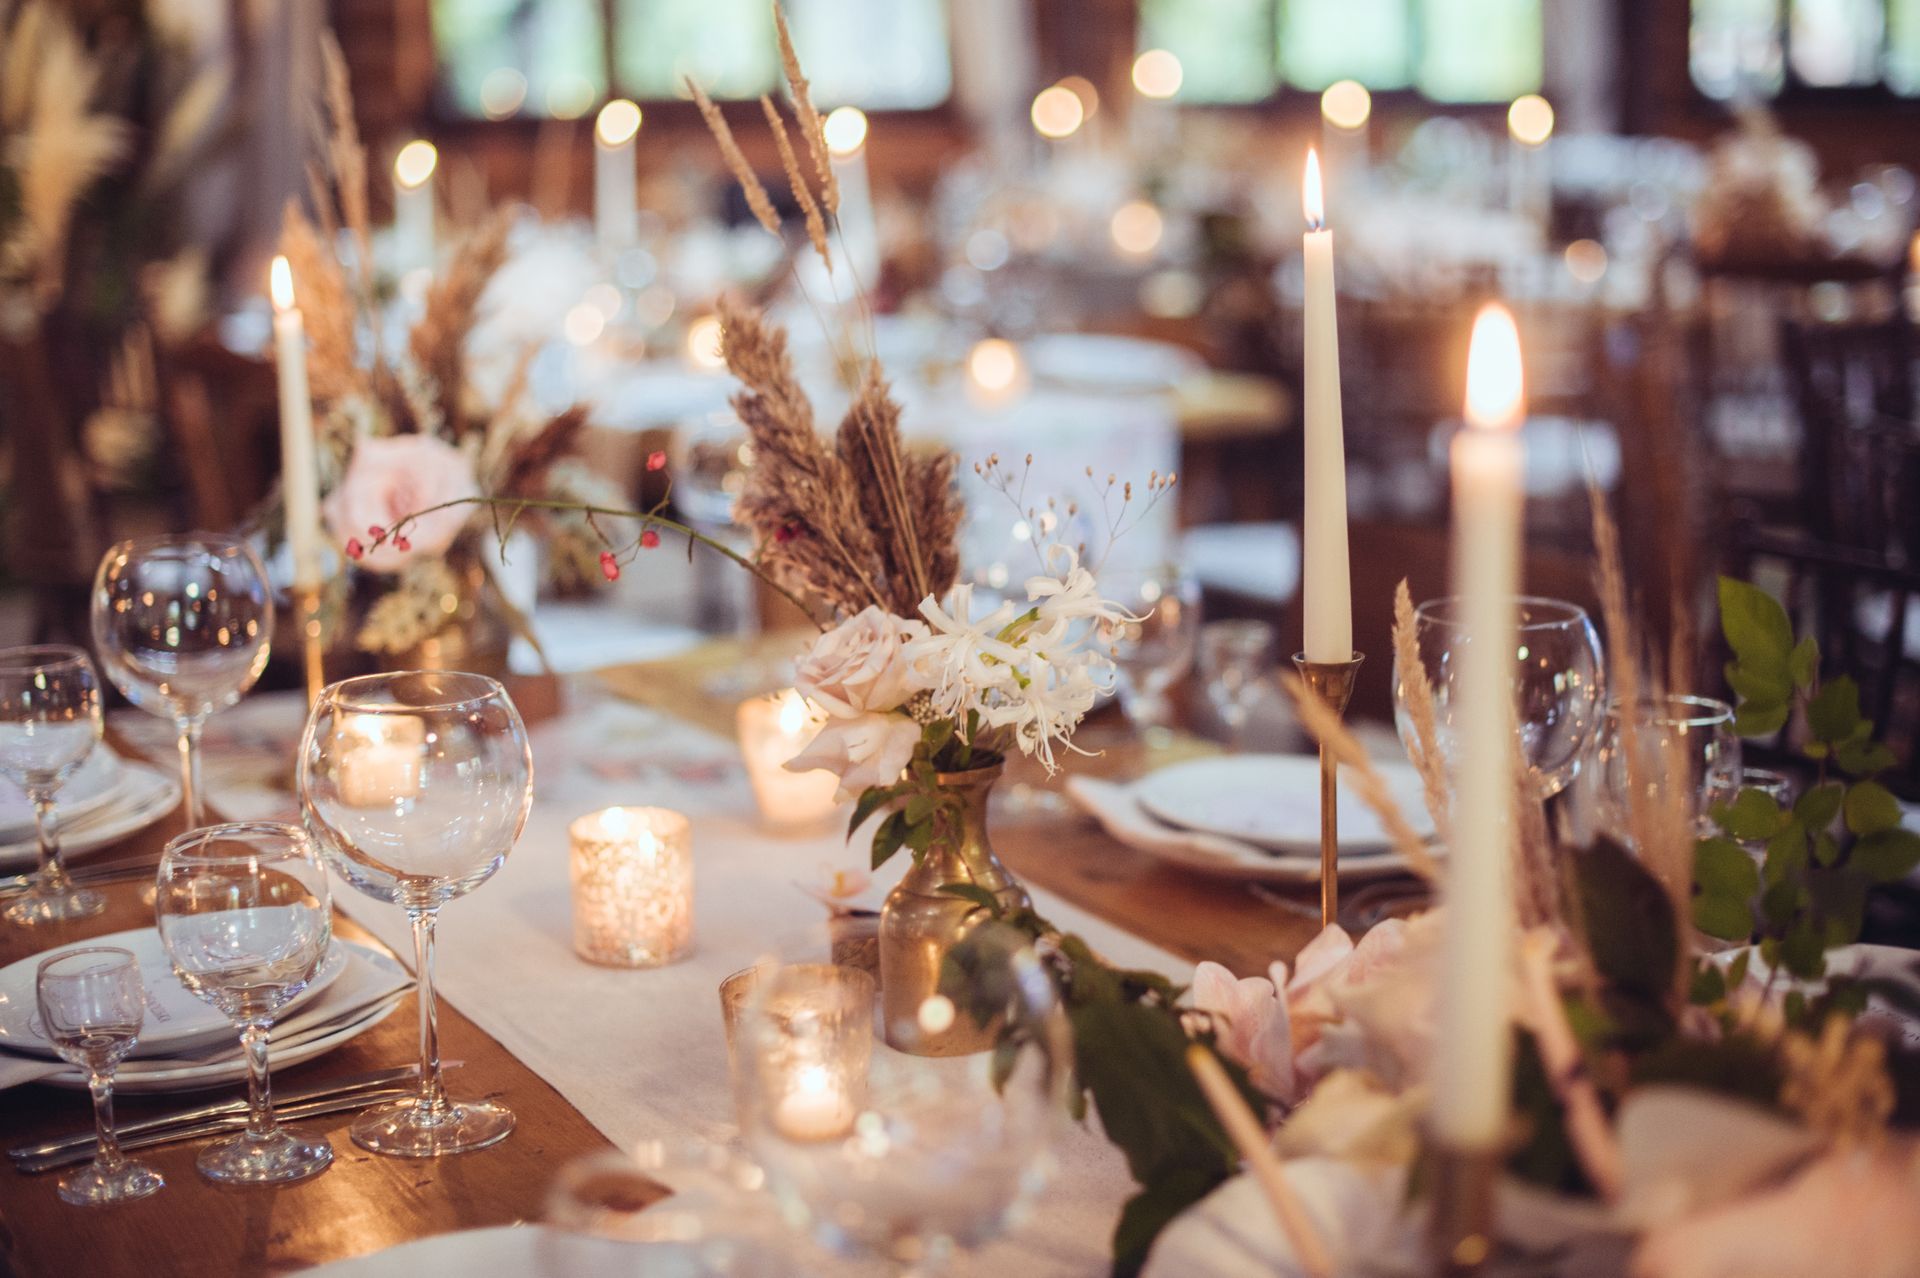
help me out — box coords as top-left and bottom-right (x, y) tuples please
(568, 806), (694, 968)
(1291, 651), (1365, 928)
(1427, 1139), (1499, 1274)
(295, 584), (325, 707)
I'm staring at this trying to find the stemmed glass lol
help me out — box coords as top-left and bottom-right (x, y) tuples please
(156, 822), (335, 1183)
(738, 921), (1069, 1274)
(1392, 596), (1605, 799)
(299, 671), (533, 1157)
(35, 947), (165, 1204)
(1199, 620), (1277, 751)
(91, 534), (274, 827)
(1095, 565), (1201, 738)
(1598, 694), (1742, 837)
(0, 645), (106, 924)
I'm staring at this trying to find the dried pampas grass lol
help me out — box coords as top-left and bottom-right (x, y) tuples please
(317, 33), (372, 298)
(772, 3), (837, 214)
(1391, 579), (1451, 841)
(277, 203), (363, 405)
(760, 95), (830, 268)
(687, 78), (781, 237)
(408, 207), (513, 440)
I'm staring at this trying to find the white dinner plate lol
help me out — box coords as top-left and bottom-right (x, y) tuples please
(0, 926), (348, 1060)
(1023, 333), (1199, 393)
(0, 761), (180, 871)
(0, 750), (126, 843)
(298, 1224), (800, 1277)
(1136, 754), (1437, 857)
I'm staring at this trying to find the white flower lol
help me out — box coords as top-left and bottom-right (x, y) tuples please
(785, 712), (922, 800)
(794, 606), (931, 718)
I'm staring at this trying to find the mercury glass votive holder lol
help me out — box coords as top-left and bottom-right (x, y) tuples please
(735, 691), (841, 831)
(722, 962), (875, 1143)
(568, 806), (694, 968)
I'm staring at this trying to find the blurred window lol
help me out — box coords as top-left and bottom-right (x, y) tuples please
(1691, 0), (1920, 95)
(1140, 0), (1541, 102)
(433, 0), (952, 118)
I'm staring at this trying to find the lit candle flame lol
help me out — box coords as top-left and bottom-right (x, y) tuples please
(269, 255), (295, 312)
(1132, 49), (1183, 99)
(824, 106), (868, 157)
(1464, 303), (1525, 432)
(1303, 148), (1325, 232)
(393, 140), (438, 189)
(777, 689), (809, 737)
(967, 338), (1022, 394)
(686, 314), (725, 369)
(1030, 85), (1084, 140)
(1320, 80), (1371, 131)
(596, 99), (642, 148)
(1507, 94), (1555, 147)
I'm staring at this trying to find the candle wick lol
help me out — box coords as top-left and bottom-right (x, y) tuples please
(1306, 216), (1326, 234)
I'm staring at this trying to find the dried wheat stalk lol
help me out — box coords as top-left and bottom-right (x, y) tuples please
(317, 33), (373, 305)
(760, 95), (830, 268)
(835, 372), (932, 613)
(1392, 579), (1452, 841)
(1282, 673), (1442, 884)
(1513, 735), (1561, 928)
(408, 206), (513, 439)
(277, 202), (364, 405)
(772, 2), (837, 214)
(687, 78), (781, 237)
(497, 405), (589, 500)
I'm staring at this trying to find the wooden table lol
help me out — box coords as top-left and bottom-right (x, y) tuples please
(0, 647), (1324, 1275)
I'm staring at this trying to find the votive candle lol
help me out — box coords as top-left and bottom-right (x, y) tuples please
(569, 806), (693, 968)
(737, 691), (840, 830)
(332, 713), (425, 808)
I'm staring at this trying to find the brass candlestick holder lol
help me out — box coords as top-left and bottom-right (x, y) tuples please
(295, 585), (325, 707)
(1427, 1139), (1499, 1274)
(1291, 651), (1364, 928)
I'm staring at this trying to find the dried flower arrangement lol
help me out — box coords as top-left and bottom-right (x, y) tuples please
(285, 36), (616, 660)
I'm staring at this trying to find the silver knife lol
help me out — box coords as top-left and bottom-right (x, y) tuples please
(9, 1062), (429, 1161)
(14, 1086), (420, 1173)
(0, 862), (159, 896)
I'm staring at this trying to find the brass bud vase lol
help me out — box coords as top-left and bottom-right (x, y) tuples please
(878, 762), (1029, 1056)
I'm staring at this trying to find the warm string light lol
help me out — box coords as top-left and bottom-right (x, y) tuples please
(1464, 303), (1525, 431)
(596, 99), (642, 148)
(1132, 48), (1183, 99)
(393, 140), (438, 190)
(1303, 148), (1326, 232)
(1320, 80), (1372, 131)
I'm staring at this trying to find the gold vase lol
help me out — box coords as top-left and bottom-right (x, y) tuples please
(878, 762), (1030, 1056)
(384, 556), (510, 677)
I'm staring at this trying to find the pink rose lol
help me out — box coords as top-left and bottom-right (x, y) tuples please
(1191, 961), (1298, 1102)
(786, 712), (922, 799)
(794, 606), (930, 718)
(325, 434), (479, 575)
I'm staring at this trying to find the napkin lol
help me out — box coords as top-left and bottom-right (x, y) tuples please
(1064, 775), (1290, 871)
(1141, 1159), (1426, 1277)
(0, 944), (412, 1090)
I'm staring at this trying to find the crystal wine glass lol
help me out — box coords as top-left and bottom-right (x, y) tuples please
(298, 671), (533, 1157)
(1598, 694), (1741, 838)
(91, 533), (274, 827)
(738, 922), (1069, 1273)
(1393, 596), (1604, 799)
(1095, 565), (1200, 738)
(35, 947), (165, 1204)
(1199, 620), (1277, 751)
(156, 821), (335, 1183)
(0, 645), (106, 925)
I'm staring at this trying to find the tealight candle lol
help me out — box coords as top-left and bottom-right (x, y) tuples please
(774, 1062), (857, 1143)
(332, 714), (425, 808)
(568, 806), (693, 968)
(736, 691), (840, 830)
(721, 963), (874, 1142)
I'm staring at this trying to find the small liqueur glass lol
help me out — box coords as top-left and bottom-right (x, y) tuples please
(35, 947), (164, 1205)
(1199, 620), (1277, 751)
(0, 644), (106, 925)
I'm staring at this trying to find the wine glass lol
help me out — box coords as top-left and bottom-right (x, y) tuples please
(35, 947), (165, 1205)
(1095, 565), (1201, 737)
(91, 533), (274, 827)
(298, 671), (533, 1157)
(0, 645), (106, 924)
(156, 821), (335, 1183)
(738, 921), (1069, 1273)
(1393, 596), (1604, 799)
(1598, 694), (1741, 838)
(1199, 620), (1277, 751)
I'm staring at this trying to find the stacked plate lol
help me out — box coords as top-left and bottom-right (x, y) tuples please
(1067, 754), (1442, 884)
(0, 750), (181, 872)
(0, 928), (411, 1093)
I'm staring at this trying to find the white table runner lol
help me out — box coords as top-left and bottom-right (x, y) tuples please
(116, 687), (1191, 1276)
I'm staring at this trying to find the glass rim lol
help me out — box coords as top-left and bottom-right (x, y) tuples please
(37, 944), (137, 981)
(106, 531), (252, 557)
(1201, 619), (1277, 643)
(163, 820), (312, 865)
(1414, 595), (1593, 632)
(0, 644), (93, 676)
(1606, 693), (1735, 727)
(318, 670), (512, 715)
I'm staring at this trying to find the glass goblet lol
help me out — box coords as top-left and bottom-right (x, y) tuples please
(739, 922), (1068, 1273)
(1393, 596), (1605, 799)
(1598, 694), (1741, 838)
(36, 947), (165, 1205)
(156, 821), (335, 1184)
(1095, 565), (1201, 737)
(0, 645), (106, 924)
(1199, 620), (1277, 751)
(299, 671), (533, 1157)
(91, 533), (274, 827)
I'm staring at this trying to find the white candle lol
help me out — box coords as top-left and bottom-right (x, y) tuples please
(737, 691), (841, 830)
(1319, 81), (1372, 201)
(1130, 49), (1182, 156)
(1300, 150), (1352, 663)
(270, 257), (322, 591)
(1433, 302), (1526, 1150)
(333, 713), (425, 808)
(1507, 95), (1554, 220)
(392, 140), (438, 275)
(594, 99), (642, 259)
(773, 1062), (857, 1143)
(825, 107), (879, 288)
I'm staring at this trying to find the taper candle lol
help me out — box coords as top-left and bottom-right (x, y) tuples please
(392, 140), (438, 274)
(270, 256), (322, 591)
(1433, 302), (1526, 1150)
(594, 99), (642, 258)
(1301, 150), (1352, 663)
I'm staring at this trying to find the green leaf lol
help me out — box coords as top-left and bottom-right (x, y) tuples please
(870, 810), (910, 870)
(1715, 790), (1788, 841)
(1574, 837), (1679, 1000)
(1780, 920), (1827, 980)
(1807, 676), (1865, 747)
(1763, 822), (1809, 887)
(1694, 893), (1755, 941)
(848, 784), (903, 839)
(1788, 635), (1820, 689)
(905, 818), (935, 854)
(1734, 701), (1790, 738)
(1631, 1032), (1784, 1108)
(1727, 948), (1751, 990)
(1836, 739), (1899, 777)
(1813, 830), (1840, 868)
(904, 792), (936, 825)
(936, 882), (1005, 916)
(1718, 577), (1795, 676)
(1793, 783), (1845, 833)
(1724, 666), (1792, 708)
(1690, 961), (1728, 1005)
(1844, 780), (1903, 836)
(1851, 828), (1920, 882)
(1760, 879), (1806, 931)
(1112, 1169), (1227, 1276)
(922, 718), (956, 754)
(1695, 837), (1762, 898)
(1810, 869), (1868, 947)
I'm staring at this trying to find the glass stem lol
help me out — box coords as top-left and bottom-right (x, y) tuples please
(407, 907), (449, 1122)
(28, 789), (68, 893)
(177, 717), (205, 828)
(88, 1070), (123, 1172)
(239, 1021), (276, 1139)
